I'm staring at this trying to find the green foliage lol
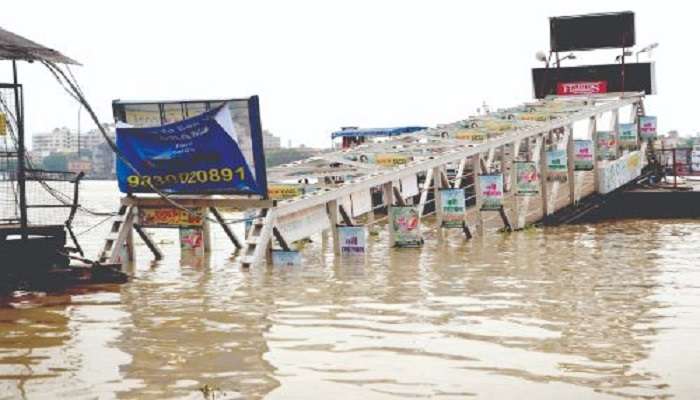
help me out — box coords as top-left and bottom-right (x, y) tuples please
(0, 158), (16, 172)
(42, 153), (68, 171)
(265, 148), (319, 167)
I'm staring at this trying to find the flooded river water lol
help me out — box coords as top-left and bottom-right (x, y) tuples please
(1, 181), (699, 399)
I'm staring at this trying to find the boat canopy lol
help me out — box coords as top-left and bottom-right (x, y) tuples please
(331, 126), (427, 139)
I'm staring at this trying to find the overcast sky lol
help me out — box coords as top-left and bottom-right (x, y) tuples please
(0, 1), (692, 149)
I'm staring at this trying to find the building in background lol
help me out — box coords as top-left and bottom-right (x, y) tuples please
(32, 127), (74, 156)
(32, 124), (115, 157)
(31, 124), (116, 178)
(262, 130), (281, 149)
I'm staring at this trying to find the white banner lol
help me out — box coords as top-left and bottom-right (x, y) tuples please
(350, 190), (373, 217)
(400, 174), (419, 197)
(598, 150), (643, 194)
(276, 205), (330, 243)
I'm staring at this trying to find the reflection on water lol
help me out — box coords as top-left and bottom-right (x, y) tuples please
(1, 182), (699, 399)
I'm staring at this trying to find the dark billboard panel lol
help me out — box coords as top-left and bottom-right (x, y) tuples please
(550, 12), (635, 52)
(531, 62), (655, 99)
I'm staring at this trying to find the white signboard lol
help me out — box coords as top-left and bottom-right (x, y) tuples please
(277, 205), (330, 243)
(598, 150), (643, 194)
(692, 145), (700, 172)
(400, 175), (419, 197)
(271, 250), (301, 266)
(338, 226), (366, 255)
(350, 190), (373, 217)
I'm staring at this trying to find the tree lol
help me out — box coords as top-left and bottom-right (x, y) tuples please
(42, 153), (68, 171)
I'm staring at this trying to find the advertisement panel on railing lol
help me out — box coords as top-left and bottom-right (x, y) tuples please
(639, 116), (657, 140)
(692, 145), (700, 172)
(454, 129), (487, 141)
(113, 97), (267, 196)
(357, 154), (411, 166)
(479, 174), (504, 210)
(268, 184), (303, 200)
(439, 188), (465, 228)
(138, 207), (204, 228)
(598, 150), (642, 194)
(338, 226), (366, 255)
(546, 149), (568, 182)
(596, 131), (617, 160)
(514, 161), (539, 196)
(574, 140), (594, 170)
(350, 190), (372, 217)
(389, 206), (422, 247)
(400, 174), (419, 197)
(179, 227), (204, 254)
(618, 123), (638, 149)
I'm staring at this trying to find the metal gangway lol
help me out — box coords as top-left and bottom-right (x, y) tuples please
(100, 92), (649, 268)
(240, 92), (648, 267)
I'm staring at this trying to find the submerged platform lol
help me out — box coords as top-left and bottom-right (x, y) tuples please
(0, 224), (127, 293)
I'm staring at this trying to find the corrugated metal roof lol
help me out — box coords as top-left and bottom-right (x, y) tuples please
(0, 26), (79, 65)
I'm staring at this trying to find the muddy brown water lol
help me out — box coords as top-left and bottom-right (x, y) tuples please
(1, 181), (699, 399)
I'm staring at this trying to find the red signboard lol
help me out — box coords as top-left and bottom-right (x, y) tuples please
(556, 81), (608, 95)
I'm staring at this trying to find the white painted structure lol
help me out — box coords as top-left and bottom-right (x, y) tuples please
(100, 93), (649, 268)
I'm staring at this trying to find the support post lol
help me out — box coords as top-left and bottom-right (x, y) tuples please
(517, 136), (543, 229)
(382, 181), (394, 207)
(210, 207), (242, 250)
(590, 116), (599, 193)
(471, 154), (483, 235)
(133, 224), (163, 260)
(453, 158), (467, 188)
(392, 186), (407, 207)
(202, 208), (212, 253)
(418, 169), (433, 218)
(611, 108), (620, 159)
(566, 124), (575, 205)
(327, 200), (340, 255)
(539, 135), (549, 219)
(433, 167), (444, 226)
(509, 139), (522, 224)
(272, 227), (291, 251)
(338, 204), (355, 226)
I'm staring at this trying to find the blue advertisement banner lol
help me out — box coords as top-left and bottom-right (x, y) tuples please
(116, 104), (259, 195)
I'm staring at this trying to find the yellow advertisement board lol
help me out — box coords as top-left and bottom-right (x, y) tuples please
(455, 129), (487, 141)
(0, 113), (6, 136)
(375, 154), (409, 166)
(268, 184), (303, 200)
(138, 207), (204, 227)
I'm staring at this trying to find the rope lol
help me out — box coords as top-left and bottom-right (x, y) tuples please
(74, 214), (114, 237)
(40, 60), (231, 225)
